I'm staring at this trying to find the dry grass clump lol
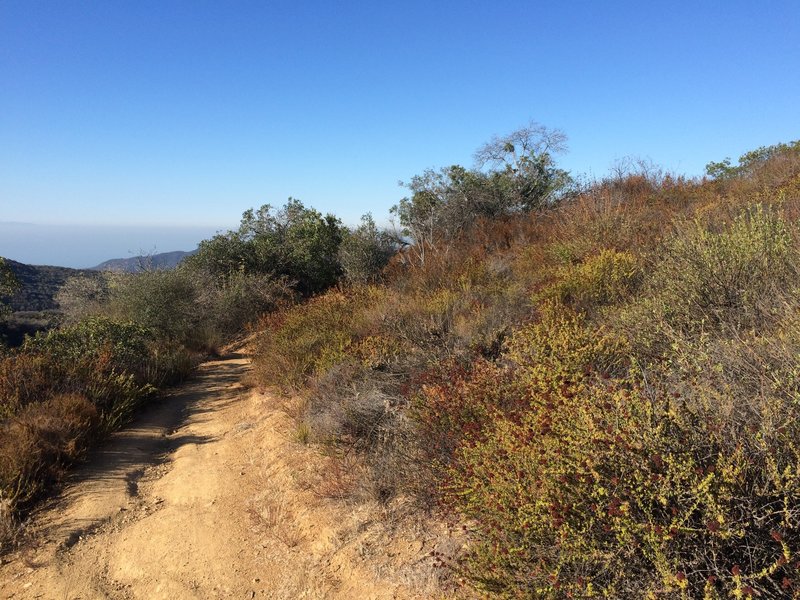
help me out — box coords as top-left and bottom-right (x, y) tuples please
(0, 393), (98, 552)
(0, 394), (97, 506)
(542, 174), (691, 266)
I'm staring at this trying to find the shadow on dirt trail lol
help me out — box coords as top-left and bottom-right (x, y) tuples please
(33, 355), (250, 548)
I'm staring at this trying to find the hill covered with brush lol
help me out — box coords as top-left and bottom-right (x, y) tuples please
(0, 259), (97, 312)
(247, 135), (800, 597)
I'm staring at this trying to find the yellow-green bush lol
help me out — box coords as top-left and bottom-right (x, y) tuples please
(507, 309), (629, 378)
(0, 319), (168, 422)
(414, 312), (628, 468)
(537, 249), (641, 312)
(252, 287), (385, 390)
(412, 358), (525, 466)
(447, 315), (800, 598)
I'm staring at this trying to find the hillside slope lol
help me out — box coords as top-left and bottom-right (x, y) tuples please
(1, 259), (98, 312)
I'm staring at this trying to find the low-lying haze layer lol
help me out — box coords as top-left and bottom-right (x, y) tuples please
(0, 222), (224, 268)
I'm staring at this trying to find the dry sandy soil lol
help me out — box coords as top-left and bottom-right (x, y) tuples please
(0, 354), (464, 599)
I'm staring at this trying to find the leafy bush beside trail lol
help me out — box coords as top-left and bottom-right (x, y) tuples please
(0, 318), (194, 548)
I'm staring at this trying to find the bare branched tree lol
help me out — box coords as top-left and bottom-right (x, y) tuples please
(474, 121), (568, 171)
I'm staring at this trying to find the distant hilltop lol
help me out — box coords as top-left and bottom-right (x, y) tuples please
(91, 249), (197, 273)
(2, 258), (96, 312)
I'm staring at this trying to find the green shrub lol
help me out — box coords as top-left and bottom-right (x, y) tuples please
(650, 205), (796, 333)
(100, 266), (294, 351)
(0, 258), (19, 322)
(0, 320), (155, 420)
(706, 140), (800, 181)
(55, 274), (111, 324)
(103, 270), (200, 345)
(338, 214), (396, 284)
(22, 318), (152, 377)
(0, 316), (197, 538)
(188, 198), (345, 295)
(7, 318), (195, 429)
(196, 270), (294, 341)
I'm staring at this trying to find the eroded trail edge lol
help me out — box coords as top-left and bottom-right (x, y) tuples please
(0, 354), (453, 599)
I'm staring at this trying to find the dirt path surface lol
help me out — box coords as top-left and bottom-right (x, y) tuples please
(0, 354), (456, 599)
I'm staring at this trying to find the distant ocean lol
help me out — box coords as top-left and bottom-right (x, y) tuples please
(0, 222), (226, 268)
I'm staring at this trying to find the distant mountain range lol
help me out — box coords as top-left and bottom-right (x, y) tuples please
(91, 249), (197, 273)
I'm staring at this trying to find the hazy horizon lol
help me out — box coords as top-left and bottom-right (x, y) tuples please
(0, 221), (226, 268)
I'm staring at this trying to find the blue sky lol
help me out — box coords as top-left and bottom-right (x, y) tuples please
(1, 1), (799, 265)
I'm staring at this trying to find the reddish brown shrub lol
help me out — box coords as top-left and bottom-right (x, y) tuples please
(0, 393), (98, 507)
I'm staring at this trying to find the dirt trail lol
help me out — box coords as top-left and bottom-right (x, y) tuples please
(0, 354), (455, 599)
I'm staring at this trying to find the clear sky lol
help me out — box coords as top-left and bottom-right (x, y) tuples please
(1, 1), (799, 265)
